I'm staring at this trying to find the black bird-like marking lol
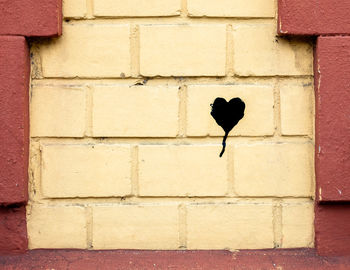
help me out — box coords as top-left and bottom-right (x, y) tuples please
(210, 97), (245, 157)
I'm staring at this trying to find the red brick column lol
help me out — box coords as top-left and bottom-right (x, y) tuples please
(279, 0), (350, 256)
(0, 36), (29, 253)
(0, 0), (62, 254)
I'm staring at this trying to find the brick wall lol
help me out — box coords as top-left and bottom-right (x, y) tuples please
(27, 0), (315, 250)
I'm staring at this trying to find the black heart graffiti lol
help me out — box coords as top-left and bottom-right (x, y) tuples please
(210, 97), (245, 157)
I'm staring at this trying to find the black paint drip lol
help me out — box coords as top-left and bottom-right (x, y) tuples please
(210, 97), (245, 157)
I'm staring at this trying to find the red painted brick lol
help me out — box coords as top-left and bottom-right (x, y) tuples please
(0, 0), (62, 37)
(315, 37), (350, 202)
(278, 0), (350, 35)
(0, 36), (29, 205)
(0, 249), (350, 269)
(0, 206), (27, 254)
(315, 204), (350, 256)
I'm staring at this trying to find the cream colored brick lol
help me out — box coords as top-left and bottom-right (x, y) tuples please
(27, 205), (86, 249)
(282, 202), (314, 248)
(40, 24), (130, 77)
(187, 84), (274, 137)
(138, 145), (227, 196)
(280, 81), (314, 135)
(63, 0), (86, 18)
(140, 25), (226, 76)
(41, 144), (132, 198)
(188, 0), (275, 18)
(187, 203), (274, 249)
(94, 0), (181, 17)
(92, 85), (179, 137)
(93, 204), (179, 249)
(234, 143), (313, 197)
(233, 24), (313, 76)
(30, 85), (86, 137)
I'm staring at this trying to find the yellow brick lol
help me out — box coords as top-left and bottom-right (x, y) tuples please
(233, 24), (313, 76)
(282, 202), (314, 248)
(140, 25), (226, 76)
(234, 143), (313, 197)
(30, 85), (86, 137)
(94, 0), (181, 17)
(280, 80), (314, 135)
(27, 205), (86, 249)
(92, 85), (179, 137)
(41, 144), (132, 198)
(93, 204), (179, 249)
(188, 0), (275, 18)
(187, 84), (274, 137)
(40, 24), (130, 77)
(138, 145), (228, 196)
(187, 203), (274, 249)
(63, 0), (86, 18)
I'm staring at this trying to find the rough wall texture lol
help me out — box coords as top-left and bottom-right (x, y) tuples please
(0, 36), (29, 205)
(0, 206), (27, 253)
(3, 249), (350, 269)
(0, 0), (62, 254)
(0, 0), (62, 37)
(278, 0), (350, 35)
(28, 0), (315, 250)
(315, 37), (350, 202)
(278, 0), (350, 256)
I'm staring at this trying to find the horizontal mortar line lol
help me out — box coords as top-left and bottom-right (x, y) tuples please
(33, 135), (275, 140)
(32, 136), (314, 144)
(61, 17), (276, 24)
(277, 134), (314, 139)
(31, 75), (314, 82)
(31, 196), (314, 204)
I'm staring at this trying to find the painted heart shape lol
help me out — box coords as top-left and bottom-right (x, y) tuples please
(210, 97), (245, 157)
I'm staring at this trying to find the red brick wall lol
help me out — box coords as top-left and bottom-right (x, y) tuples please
(0, 0), (61, 254)
(279, 0), (350, 256)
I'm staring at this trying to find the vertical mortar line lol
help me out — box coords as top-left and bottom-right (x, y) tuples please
(273, 78), (282, 137)
(30, 43), (43, 79)
(310, 138), (316, 199)
(130, 24), (140, 78)
(37, 143), (45, 201)
(86, 206), (93, 249)
(28, 64), (35, 202)
(226, 24), (234, 77)
(131, 145), (139, 196)
(178, 203), (187, 248)
(85, 85), (93, 137)
(28, 139), (34, 201)
(273, 199), (283, 248)
(180, 0), (188, 17)
(86, 0), (94, 19)
(274, 0), (278, 23)
(36, 140), (44, 202)
(311, 76), (316, 200)
(29, 140), (41, 202)
(227, 144), (236, 196)
(178, 85), (187, 137)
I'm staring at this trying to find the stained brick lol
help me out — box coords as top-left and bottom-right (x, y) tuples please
(93, 205), (179, 249)
(140, 25), (226, 76)
(187, 203), (274, 249)
(138, 145), (228, 196)
(234, 143), (313, 197)
(41, 144), (132, 198)
(40, 24), (130, 77)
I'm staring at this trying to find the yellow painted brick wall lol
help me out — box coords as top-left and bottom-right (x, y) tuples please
(27, 0), (315, 250)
